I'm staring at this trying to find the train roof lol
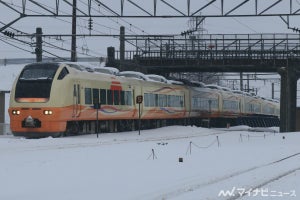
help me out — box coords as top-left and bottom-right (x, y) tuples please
(94, 66), (119, 75)
(117, 71), (151, 81)
(190, 81), (206, 87)
(205, 84), (223, 90)
(145, 74), (168, 83)
(167, 80), (184, 85)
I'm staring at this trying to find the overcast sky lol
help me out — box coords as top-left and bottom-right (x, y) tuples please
(0, 0), (300, 59)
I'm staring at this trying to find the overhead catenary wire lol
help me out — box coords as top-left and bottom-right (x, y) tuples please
(1, 1), (105, 58)
(0, 36), (33, 53)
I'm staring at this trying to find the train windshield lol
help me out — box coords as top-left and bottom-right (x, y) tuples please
(15, 63), (59, 101)
(20, 68), (57, 80)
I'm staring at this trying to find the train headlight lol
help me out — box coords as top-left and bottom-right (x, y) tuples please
(43, 110), (53, 115)
(12, 110), (20, 115)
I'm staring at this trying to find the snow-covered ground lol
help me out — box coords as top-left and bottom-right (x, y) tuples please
(0, 125), (299, 200)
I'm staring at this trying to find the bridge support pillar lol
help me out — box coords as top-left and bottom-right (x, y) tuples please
(279, 65), (298, 132)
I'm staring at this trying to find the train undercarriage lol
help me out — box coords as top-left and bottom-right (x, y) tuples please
(64, 115), (280, 137)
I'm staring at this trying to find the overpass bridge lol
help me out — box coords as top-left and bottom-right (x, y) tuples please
(107, 33), (300, 133)
(110, 33), (300, 73)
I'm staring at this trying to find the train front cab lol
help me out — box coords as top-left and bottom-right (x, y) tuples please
(9, 63), (70, 138)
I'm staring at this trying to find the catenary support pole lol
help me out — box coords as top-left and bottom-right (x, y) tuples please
(71, 0), (77, 62)
(35, 27), (42, 62)
(119, 26), (125, 71)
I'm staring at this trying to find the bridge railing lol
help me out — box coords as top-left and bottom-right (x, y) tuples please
(116, 33), (300, 62)
(116, 49), (300, 61)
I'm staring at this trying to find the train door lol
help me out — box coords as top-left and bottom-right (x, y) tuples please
(72, 83), (81, 118)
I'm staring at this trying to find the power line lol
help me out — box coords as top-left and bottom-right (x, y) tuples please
(0, 36), (33, 54)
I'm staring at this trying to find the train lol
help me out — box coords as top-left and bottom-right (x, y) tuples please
(8, 62), (280, 138)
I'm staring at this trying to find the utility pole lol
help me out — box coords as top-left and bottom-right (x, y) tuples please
(35, 27), (42, 62)
(247, 74), (250, 92)
(119, 26), (125, 71)
(240, 72), (243, 91)
(71, 0), (77, 62)
(272, 82), (275, 99)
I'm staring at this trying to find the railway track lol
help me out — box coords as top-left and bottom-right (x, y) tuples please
(143, 152), (300, 200)
(226, 167), (300, 200)
(0, 129), (225, 154)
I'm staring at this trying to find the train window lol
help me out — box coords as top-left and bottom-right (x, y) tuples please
(175, 96), (180, 107)
(93, 89), (99, 104)
(20, 65), (58, 80)
(143, 93), (149, 106)
(100, 89), (106, 105)
(57, 67), (69, 80)
(120, 91), (125, 105)
(149, 94), (155, 107)
(158, 95), (162, 107)
(180, 96), (184, 107)
(114, 90), (120, 105)
(157, 95), (167, 107)
(167, 95), (171, 107)
(223, 100), (238, 110)
(124, 91), (132, 105)
(155, 94), (159, 107)
(107, 90), (113, 105)
(163, 95), (167, 107)
(192, 97), (198, 107)
(77, 84), (81, 104)
(85, 88), (92, 104)
(73, 85), (77, 97)
(254, 104), (261, 113)
(212, 99), (218, 109)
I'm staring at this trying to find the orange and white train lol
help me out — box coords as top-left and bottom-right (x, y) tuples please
(8, 62), (279, 138)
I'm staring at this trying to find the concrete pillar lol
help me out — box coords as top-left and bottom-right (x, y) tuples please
(0, 92), (5, 123)
(286, 65), (297, 132)
(279, 65), (298, 132)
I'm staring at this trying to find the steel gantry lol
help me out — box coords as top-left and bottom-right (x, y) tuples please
(1, 0), (300, 18)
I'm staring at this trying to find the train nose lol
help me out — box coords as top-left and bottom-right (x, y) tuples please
(24, 116), (35, 127)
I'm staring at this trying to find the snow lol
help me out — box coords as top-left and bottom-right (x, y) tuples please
(0, 125), (299, 200)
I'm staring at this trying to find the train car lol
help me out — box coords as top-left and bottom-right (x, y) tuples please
(9, 62), (280, 138)
(8, 63), (188, 138)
